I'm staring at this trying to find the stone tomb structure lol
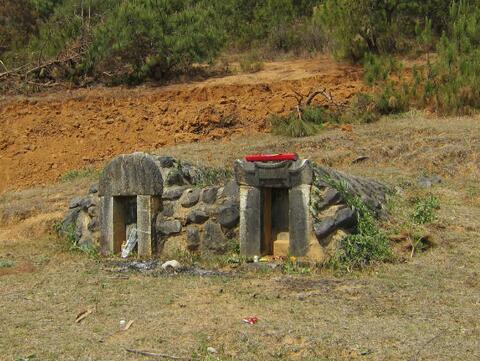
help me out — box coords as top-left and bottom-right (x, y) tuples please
(98, 153), (163, 257)
(62, 152), (389, 261)
(234, 156), (318, 258)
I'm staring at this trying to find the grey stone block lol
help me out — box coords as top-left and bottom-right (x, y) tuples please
(201, 186), (219, 204)
(187, 208), (209, 224)
(69, 197), (84, 209)
(316, 188), (341, 210)
(202, 220), (226, 253)
(289, 185), (311, 256)
(160, 202), (175, 217)
(158, 156), (175, 168)
(313, 217), (335, 244)
(221, 180), (239, 200)
(157, 219), (182, 236)
(162, 186), (188, 200)
(166, 168), (185, 186)
(217, 201), (239, 228)
(186, 226), (201, 251)
(88, 217), (99, 232)
(180, 188), (200, 208)
(239, 186), (261, 257)
(334, 207), (357, 229)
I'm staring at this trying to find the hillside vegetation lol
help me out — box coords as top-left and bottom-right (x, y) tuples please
(1, 0), (480, 115)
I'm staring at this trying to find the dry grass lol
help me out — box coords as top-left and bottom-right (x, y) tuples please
(0, 113), (479, 360)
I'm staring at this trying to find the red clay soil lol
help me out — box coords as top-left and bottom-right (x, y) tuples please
(0, 56), (366, 193)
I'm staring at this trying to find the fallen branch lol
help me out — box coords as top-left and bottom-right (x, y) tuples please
(125, 348), (186, 360)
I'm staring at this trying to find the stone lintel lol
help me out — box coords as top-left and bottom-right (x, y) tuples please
(234, 159), (313, 188)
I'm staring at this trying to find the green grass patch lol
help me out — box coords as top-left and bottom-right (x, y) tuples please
(0, 259), (15, 268)
(321, 176), (393, 271)
(60, 167), (99, 183)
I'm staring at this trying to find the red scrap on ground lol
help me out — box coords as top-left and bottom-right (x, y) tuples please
(242, 316), (259, 325)
(245, 153), (298, 162)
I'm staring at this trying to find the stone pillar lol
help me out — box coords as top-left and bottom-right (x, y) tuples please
(136, 195), (161, 257)
(289, 184), (311, 256)
(100, 196), (125, 255)
(239, 186), (262, 257)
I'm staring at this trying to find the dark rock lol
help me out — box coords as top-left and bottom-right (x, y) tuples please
(166, 169), (185, 186)
(180, 163), (201, 184)
(352, 155), (369, 164)
(313, 217), (335, 244)
(334, 207), (357, 229)
(187, 209), (209, 224)
(88, 184), (98, 194)
(160, 202), (175, 217)
(315, 188), (341, 210)
(202, 220), (226, 253)
(186, 226), (201, 251)
(88, 217), (99, 232)
(157, 219), (182, 236)
(221, 180), (239, 200)
(180, 188), (200, 208)
(87, 205), (98, 218)
(158, 156), (175, 168)
(69, 197), (84, 209)
(162, 186), (188, 200)
(217, 202), (239, 228)
(201, 186), (219, 204)
(61, 208), (80, 232)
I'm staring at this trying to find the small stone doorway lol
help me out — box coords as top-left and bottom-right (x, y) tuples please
(261, 188), (290, 256)
(234, 155), (314, 258)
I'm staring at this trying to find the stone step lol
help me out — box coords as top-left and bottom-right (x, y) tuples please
(274, 238), (289, 257)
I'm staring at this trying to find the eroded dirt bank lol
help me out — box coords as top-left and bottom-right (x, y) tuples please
(0, 56), (366, 193)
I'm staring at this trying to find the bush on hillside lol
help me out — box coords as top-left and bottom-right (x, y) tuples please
(314, 0), (451, 61)
(417, 0), (480, 114)
(87, 1), (224, 83)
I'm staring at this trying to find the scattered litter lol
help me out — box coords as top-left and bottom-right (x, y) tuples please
(206, 347), (217, 354)
(123, 320), (134, 331)
(253, 255), (259, 263)
(125, 348), (185, 359)
(75, 309), (93, 323)
(121, 225), (138, 258)
(119, 319), (126, 330)
(352, 155), (369, 164)
(161, 260), (181, 271)
(242, 316), (259, 325)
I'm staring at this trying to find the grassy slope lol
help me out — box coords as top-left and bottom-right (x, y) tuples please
(0, 113), (479, 360)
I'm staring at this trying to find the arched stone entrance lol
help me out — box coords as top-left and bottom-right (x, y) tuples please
(98, 152), (163, 257)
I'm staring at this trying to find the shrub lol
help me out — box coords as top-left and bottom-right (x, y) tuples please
(322, 177), (392, 271)
(239, 52), (264, 73)
(340, 93), (380, 124)
(417, 0), (480, 114)
(314, 0), (451, 62)
(411, 194), (440, 224)
(267, 106), (333, 138)
(363, 53), (402, 85)
(88, 1), (225, 83)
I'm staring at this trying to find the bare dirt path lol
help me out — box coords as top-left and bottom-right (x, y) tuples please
(0, 56), (366, 193)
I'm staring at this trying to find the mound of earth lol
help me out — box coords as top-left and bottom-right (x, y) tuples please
(0, 56), (366, 193)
